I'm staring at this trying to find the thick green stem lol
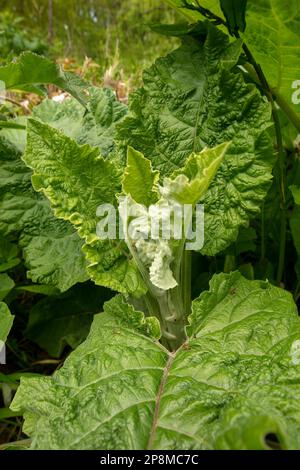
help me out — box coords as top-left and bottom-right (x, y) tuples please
(155, 242), (188, 350)
(156, 287), (187, 351)
(144, 291), (185, 351)
(124, 206), (190, 350)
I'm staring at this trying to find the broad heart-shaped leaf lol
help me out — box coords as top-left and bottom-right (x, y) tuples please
(0, 135), (88, 292)
(33, 87), (127, 157)
(23, 119), (146, 297)
(0, 302), (14, 343)
(25, 283), (113, 358)
(164, 1), (300, 130)
(12, 272), (300, 450)
(0, 51), (89, 106)
(117, 26), (274, 255)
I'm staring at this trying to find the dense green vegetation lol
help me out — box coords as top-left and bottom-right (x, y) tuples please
(1, 0), (300, 451)
(0, 1), (178, 82)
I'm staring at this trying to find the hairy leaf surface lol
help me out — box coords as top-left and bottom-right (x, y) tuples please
(0, 86), (127, 291)
(0, 136), (88, 292)
(12, 273), (300, 450)
(23, 119), (146, 296)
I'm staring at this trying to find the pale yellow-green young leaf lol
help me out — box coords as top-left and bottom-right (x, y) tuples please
(160, 142), (230, 205)
(122, 146), (159, 206)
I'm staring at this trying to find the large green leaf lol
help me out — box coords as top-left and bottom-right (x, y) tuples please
(0, 302), (14, 343)
(32, 97), (84, 141)
(0, 87), (127, 291)
(0, 51), (89, 105)
(0, 136), (88, 292)
(23, 119), (146, 296)
(0, 117), (27, 153)
(77, 87), (127, 155)
(25, 283), (113, 358)
(117, 26), (274, 255)
(12, 272), (300, 450)
(33, 88), (127, 156)
(164, 0), (300, 129)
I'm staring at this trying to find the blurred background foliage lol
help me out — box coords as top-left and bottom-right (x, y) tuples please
(0, 0), (179, 87)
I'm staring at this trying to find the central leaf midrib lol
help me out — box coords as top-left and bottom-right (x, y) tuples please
(147, 353), (175, 449)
